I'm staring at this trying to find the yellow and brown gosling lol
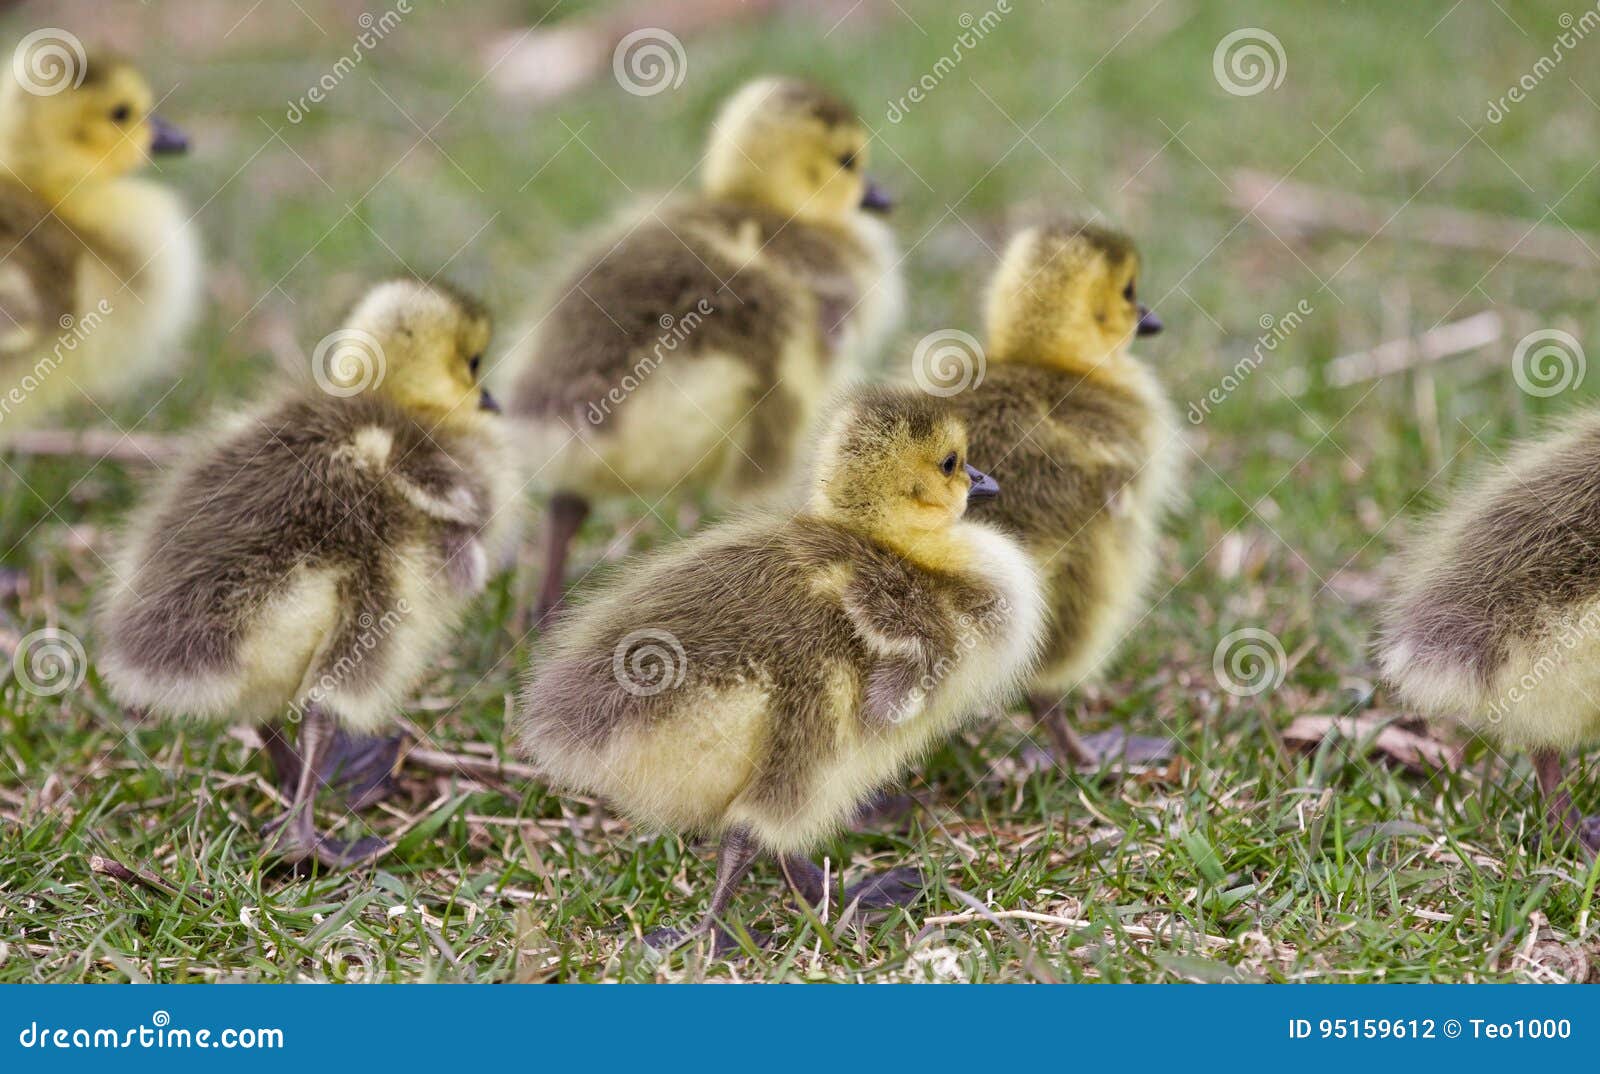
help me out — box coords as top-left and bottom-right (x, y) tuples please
(941, 220), (1180, 769)
(504, 75), (903, 623)
(1379, 410), (1600, 854)
(0, 44), (199, 439)
(97, 279), (515, 869)
(516, 386), (1042, 950)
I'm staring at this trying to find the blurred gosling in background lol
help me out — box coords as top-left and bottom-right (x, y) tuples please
(97, 279), (515, 869)
(505, 76), (903, 623)
(0, 45), (198, 440)
(944, 221), (1179, 768)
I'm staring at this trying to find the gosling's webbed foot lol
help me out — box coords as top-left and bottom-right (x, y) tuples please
(263, 726), (403, 812)
(850, 789), (917, 830)
(1578, 815), (1600, 857)
(1076, 727), (1176, 767)
(263, 812), (388, 871)
(642, 922), (766, 957)
(319, 731), (404, 811)
(843, 866), (926, 910)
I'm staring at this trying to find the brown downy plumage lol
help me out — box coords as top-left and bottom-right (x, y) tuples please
(97, 279), (516, 868)
(0, 46), (199, 440)
(516, 386), (1042, 949)
(1379, 411), (1600, 854)
(942, 221), (1180, 768)
(505, 76), (903, 622)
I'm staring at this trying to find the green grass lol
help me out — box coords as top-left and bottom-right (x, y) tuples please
(4, 0), (1600, 982)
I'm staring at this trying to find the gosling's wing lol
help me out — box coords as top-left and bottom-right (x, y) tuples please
(0, 185), (78, 364)
(839, 556), (952, 724)
(0, 261), (47, 358)
(961, 372), (1144, 545)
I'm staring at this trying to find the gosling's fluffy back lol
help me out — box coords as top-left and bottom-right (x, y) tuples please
(1379, 412), (1600, 748)
(98, 390), (505, 730)
(518, 510), (1039, 853)
(507, 195), (892, 499)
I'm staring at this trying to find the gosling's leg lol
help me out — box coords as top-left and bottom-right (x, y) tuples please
(1033, 694), (1094, 768)
(645, 827), (761, 953)
(261, 723), (402, 812)
(1530, 748), (1600, 856)
(782, 854), (926, 911)
(530, 491), (590, 627)
(1031, 694), (1175, 769)
(262, 707), (388, 870)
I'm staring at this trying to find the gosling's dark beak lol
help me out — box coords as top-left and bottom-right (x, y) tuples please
(860, 177), (894, 214)
(149, 115), (189, 156)
(964, 463), (999, 503)
(1136, 304), (1163, 337)
(479, 388), (501, 413)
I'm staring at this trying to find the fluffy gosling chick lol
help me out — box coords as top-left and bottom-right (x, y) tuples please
(1379, 411), (1600, 854)
(943, 221), (1178, 768)
(97, 279), (513, 868)
(517, 387), (1042, 948)
(506, 76), (903, 621)
(0, 46), (199, 438)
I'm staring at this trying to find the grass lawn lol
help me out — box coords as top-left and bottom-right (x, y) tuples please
(4, 0), (1600, 982)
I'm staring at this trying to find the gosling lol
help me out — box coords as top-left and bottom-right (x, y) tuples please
(1379, 410), (1600, 854)
(506, 76), (903, 622)
(0, 45), (199, 439)
(943, 221), (1179, 768)
(97, 279), (514, 868)
(516, 386), (1042, 949)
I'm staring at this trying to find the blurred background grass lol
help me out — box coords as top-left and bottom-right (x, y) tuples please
(2, 0), (1599, 982)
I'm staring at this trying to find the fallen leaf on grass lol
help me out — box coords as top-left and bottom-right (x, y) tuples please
(1282, 713), (1460, 773)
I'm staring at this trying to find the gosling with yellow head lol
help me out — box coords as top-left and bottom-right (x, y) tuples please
(505, 76), (903, 622)
(1379, 411), (1600, 854)
(942, 220), (1179, 768)
(96, 279), (514, 868)
(0, 43), (199, 438)
(516, 386), (1042, 950)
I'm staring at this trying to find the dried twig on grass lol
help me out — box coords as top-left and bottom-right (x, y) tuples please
(1281, 712), (1462, 773)
(921, 908), (1234, 950)
(1322, 310), (1504, 388)
(88, 854), (209, 908)
(404, 746), (542, 783)
(4, 429), (181, 465)
(1232, 169), (1600, 269)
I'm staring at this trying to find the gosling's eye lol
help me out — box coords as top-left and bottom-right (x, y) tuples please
(468, 353), (482, 376)
(940, 452), (958, 476)
(838, 151), (857, 170)
(110, 104), (132, 124)
(1123, 281), (1136, 302)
